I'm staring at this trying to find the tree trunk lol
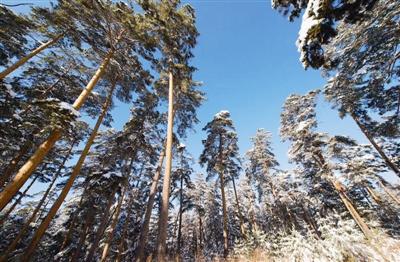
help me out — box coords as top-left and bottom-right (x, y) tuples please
(198, 215), (203, 252)
(136, 147), (166, 262)
(71, 206), (95, 262)
(156, 72), (174, 262)
(351, 113), (400, 176)
(177, 175), (184, 258)
(0, 49), (115, 212)
(219, 172), (229, 258)
(0, 171), (40, 226)
(231, 177), (246, 238)
(313, 152), (373, 239)
(378, 180), (400, 205)
(86, 187), (118, 262)
(217, 134), (229, 258)
(0, 140), (31, 189)
(116, 196), (134, 262)
(0, 33), (64, 80)
(21, 83), (115, 261)
(301, 204), (321, 238)
(331, 179), (373, 239)
(365, 185), (381, 203)
(0, 141), (75, 261)
(100, 187), (126, 262)
(58, 181), (90, 255)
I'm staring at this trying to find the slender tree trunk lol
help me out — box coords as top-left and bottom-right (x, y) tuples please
(100, 187), (126, 262)
(351, 113), (400, 176)
(0, 140), (32, 188)
(116, 196), (134, 262)
(198, 215), (203, 251)
(71, 206), (95, 262)
(301, 204), (321, 238)
(21, 84), (115, 261)
(177, 175), (184, 258)
(86, 187), (118, 262)
(136, 147), (166, 262)
(0, 33), (64, 80)
(0, 65), (75, 185)
(0, 172), (40, 226)
(58, 181), (90, 255)
(156, 72), (174, 262)
(313, 153), (372, 239)
(378, 180), (400, 205)
(219, 172), (229, 258)
(231, 177), (246, 238)
(365, 185), (381, 203)
(0, 49), (115, 212)
(217, 134), (229, 258)
(0, 141), (75, 262)
(331, 179), (373, 239)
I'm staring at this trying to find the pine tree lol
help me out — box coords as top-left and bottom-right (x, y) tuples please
(200, 111), (241, 257)
(245, 128), (279, 202)
(280, 90), (373, 239)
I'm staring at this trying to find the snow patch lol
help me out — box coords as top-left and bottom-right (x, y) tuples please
(58, 102), (80, 117)
(5, 84), (17, 97)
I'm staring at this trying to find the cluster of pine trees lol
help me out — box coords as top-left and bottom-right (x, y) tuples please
(0, 0), (399, 261)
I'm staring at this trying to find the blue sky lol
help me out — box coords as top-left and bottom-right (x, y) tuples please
(6, 0), (390, 178)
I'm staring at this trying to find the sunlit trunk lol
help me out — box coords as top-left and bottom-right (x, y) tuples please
(136, 144), (166, 262)
(331, 179), (373, 239)
(156, 72), (174, 262)
(0, 33), (65, 80)
(21, 83), (115, 260)
(351, 113), (400, 176)
(0, 141), (75, 261)
(0, 49), (115, 211)
(0, 171), (41, 226)
(378, 180), (400, 205)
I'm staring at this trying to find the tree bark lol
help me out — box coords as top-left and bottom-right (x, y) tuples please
(378, 180), (400, 205)
(86, 187), (118, 262)
(177, 175), (184, 258)
(0, 33), (64, 80)
(21, 83), (115, 261)
(0, 49), (115, 212)
(351, 113), (400, 176)
(313, 152), (372, 239)
(231, 177), (246, 238)
(0, 140), (32, 189)
(365, 185), (381, 203)
(136, 146), (166, 262)
(100, 187), (126, 262)
(198, 215), (203, 251)
(0, 171), (40, 226)
(116, 196), (134, 262)
(0, 141), (75, 261)
(58, 181), (90, 255)
(156, 72), (174, 262)
(331, 179), (373, 239)
(219, 172), (229, 258)
(70, 206), (95, 262)
(218, 135), (229, 258)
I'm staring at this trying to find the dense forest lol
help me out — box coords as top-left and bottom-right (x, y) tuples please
(0, 0), (399, 261)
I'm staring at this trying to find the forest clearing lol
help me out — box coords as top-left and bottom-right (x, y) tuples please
(0, 0), (400, 261)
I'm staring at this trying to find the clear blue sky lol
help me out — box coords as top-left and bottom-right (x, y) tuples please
(7, 0), (395, 180)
